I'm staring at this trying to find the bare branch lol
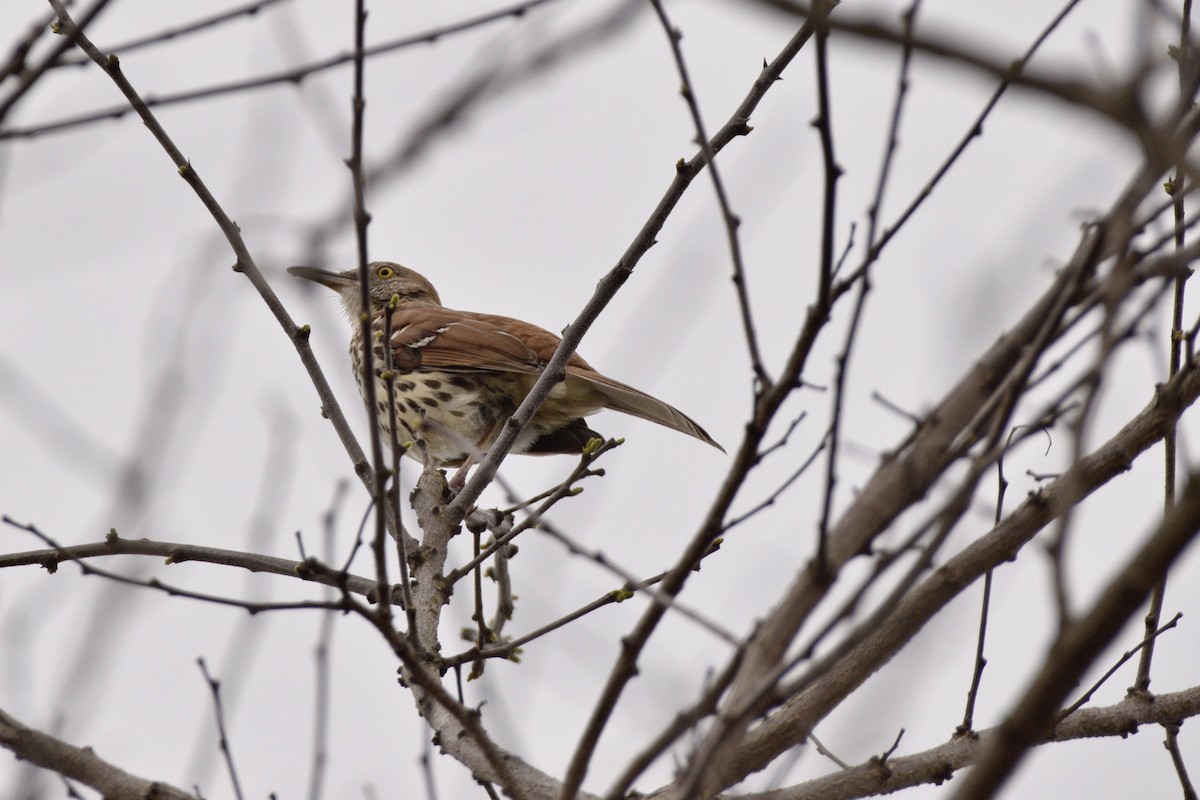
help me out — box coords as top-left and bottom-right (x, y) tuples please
(196, 659), (246, 800)
(952, 470), (1200, 799)
(737, 686), (1200, 800)
(0, 706), (196, 800)
(43, 0), (409, 546)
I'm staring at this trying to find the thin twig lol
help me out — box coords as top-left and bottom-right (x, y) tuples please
(0, 9), (54, 86)
(440, 560), (708, 669)
(342, 0), (393, 635)
(445, 440), (620, 583)
(4, 0), (570, 139)
(1164, 722), (1200, 800)
(1136, 0), (1194, 693)
(470, 521), (490, 679)
(0, 0), (115, 125)
(53, 0), (293, 68)
(864, 0), (922, 250)
(307, 481), (347, 800)
(959, 427), (1022, 734)
(807, 732), (850, 769)
(812, 0), (844, 577)
(43, 0), (409, 546)
(719, 431), (826, 533)
(1060, 612), (1182, 719)
(835, 0), (1089, 290)
(532, 514), (740, 647)
(2, 516), (356, 613)
(647, 0), (769, 389)
(382, 300), (418, 636)
(196, 659), (246, 800)
(758, 0), (1147, 143)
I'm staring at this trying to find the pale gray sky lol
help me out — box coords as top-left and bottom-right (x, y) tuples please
(2, 1), (1194, 798)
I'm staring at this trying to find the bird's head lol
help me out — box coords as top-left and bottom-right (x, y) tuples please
(287, 261), (442, 317)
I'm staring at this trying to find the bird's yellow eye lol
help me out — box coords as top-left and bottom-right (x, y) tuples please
(376, 265), (395, 279)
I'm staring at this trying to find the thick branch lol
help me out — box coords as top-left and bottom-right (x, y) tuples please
(0, 706), (195, 800)
(729, 359), (1200, 781)
(736, 686), (1200, 800)
(952, 476), (1200, 796)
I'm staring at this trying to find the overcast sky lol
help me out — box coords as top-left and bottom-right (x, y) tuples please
(2, 1), (1196, 798)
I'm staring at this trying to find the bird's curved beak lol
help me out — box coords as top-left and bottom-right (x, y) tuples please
(286, 266), (355, 291)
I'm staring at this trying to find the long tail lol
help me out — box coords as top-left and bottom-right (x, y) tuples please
(582, 375), (724, 452)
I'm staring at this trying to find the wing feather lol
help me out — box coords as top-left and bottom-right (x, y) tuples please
(388, 305), (723, 451)
(564, 367), (724, 451)
(389, 307), (592, 374)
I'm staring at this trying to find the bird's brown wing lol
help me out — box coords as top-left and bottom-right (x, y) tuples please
(389, 306), (723, 451)
(388, 306), (593, 374)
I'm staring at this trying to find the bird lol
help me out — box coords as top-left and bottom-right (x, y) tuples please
(288, 261), (722, 484)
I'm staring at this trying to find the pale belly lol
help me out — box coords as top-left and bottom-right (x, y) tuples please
(360, 369), (606, 467)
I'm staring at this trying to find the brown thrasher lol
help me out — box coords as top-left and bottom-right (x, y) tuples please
(289, 262), (722, 481)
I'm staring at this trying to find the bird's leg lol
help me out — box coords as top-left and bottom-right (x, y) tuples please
(448, 418), (506, 490)
(448, 456), (475, 490)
